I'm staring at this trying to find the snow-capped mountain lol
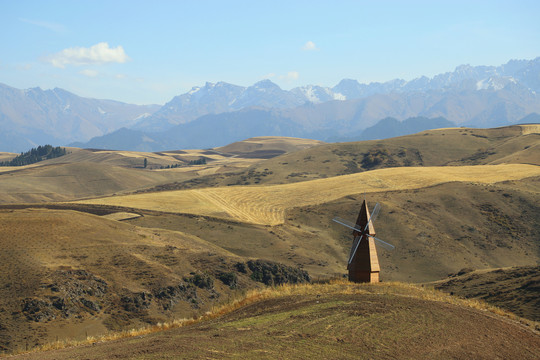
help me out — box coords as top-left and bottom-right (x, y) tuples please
(0, 83), (159, 152)
(2, 57), (540, 152)
(134, 80), (310, 132)
(331, 58), (540, 96)
(291, 85), (345, 103)
(134, 57), (540, 132)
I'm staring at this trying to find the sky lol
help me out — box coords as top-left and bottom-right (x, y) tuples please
(1, 0), (539, 105)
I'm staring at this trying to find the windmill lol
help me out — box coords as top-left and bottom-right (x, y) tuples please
(333, 200), (394, 283)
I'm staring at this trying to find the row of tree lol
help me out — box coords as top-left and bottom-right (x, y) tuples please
(158, 157), (207, 169)
(0, 145), (67, 166)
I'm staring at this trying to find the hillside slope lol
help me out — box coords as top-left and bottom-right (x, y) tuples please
(433, 266), (540, 321)
(78, 164), (540, 225)
(231, 125), (540, 185)
(0, 137), (322, 204)
(13, 282), (540, 359)
(0, 208), (310, 352)
(117, 175), (539, 284)
(0, 162), (188, 203)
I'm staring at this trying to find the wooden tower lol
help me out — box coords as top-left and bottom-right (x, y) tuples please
(348, 200), (380, 283)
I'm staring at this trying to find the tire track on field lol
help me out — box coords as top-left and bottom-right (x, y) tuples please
(191, 189), (263, 224)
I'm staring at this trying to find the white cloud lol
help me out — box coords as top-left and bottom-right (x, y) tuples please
(262, 73), (276, 79)
(79, 69), (99, 77)
(302, 41), (318, 51)
(280, 71), (299, 81)
(47, 42), (130, 68)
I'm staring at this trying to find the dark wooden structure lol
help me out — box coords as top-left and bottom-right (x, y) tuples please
(348, 200), (380, 283)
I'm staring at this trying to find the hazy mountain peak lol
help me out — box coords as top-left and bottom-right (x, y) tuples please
(253, 79), (280, 89)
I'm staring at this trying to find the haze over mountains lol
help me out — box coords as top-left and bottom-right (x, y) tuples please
(1, 57), (540, 152)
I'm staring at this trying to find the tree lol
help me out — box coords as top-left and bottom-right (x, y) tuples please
(0, 145), (66, 166)
(143, 158), (148, 168)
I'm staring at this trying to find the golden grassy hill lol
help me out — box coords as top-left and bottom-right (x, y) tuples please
(45, 136), (323, 169)
(0, 137), (324, 204)
(215, 136), (325, 157)
(0, 162), (193, 203)
(12, 282), (540, 359)
(0, 208), (310, 353)
(0, 152), (17, 162)
(433, 266), (540, 321)
(116, 175), (539, 284)
(2, 128), (539, 356)
(78, 164), (540, 225)
(222, 125), (540, 186)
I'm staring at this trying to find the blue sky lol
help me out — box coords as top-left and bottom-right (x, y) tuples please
(1, 0), (539, 104)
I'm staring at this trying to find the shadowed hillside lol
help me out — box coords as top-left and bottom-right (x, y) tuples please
(0, 209), (308, 352)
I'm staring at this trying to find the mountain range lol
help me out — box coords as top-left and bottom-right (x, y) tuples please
(0, 83), (159, 152)
(1, 57), (540, 152)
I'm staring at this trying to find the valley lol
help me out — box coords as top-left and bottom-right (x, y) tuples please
(0, 125), (539, 357)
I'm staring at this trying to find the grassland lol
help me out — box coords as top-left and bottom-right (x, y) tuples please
(219, 125), (540, 186)
(0, 208), (277, 353)
(116, 175), (539, 285)
(433, 266), (540, 321)
(78, 164), (540, 225)
(11, 281), (540, 359)
(0, 152), (17, 162)
(0, 137), (323, 204)
(1, 126), (539, 356)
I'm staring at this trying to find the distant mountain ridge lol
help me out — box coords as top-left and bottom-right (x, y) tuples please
(0, 83), (159, 152)
(133, 57), (540, 132)
(2, 57), (540, 152)
(330, 116), (456, 142)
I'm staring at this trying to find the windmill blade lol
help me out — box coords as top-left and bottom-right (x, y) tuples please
(367, 234), (395, 251)
(333, 217), (363, 233)
(363, 202), (381, 233)
(348, 235), (363, 264)
(348, 235), (361, 263)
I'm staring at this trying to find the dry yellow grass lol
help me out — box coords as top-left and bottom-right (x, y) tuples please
(216, 136), (324, 153)
(13, 280), (533, 358)
(100, 212), (142, 221)
(519, 124), (540, 135)
(78, 164), (540, 225)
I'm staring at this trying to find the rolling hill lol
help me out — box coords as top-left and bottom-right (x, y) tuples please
(74, 165), (540, 283)
(0, 137), (323, 204)
(77, 164), (540, 225)
(129, 124), (539, 191)
(229, 125), (540, 186)
(433, 266), (540, 321)
(12, 282), (540, 359)
(0, 208), (309, 353)
(0, 125), (538, 356)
